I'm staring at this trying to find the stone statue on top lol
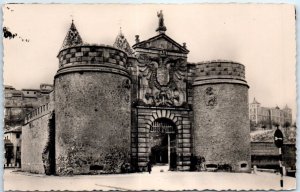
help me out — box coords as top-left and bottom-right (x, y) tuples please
(156, 10), (167, 33)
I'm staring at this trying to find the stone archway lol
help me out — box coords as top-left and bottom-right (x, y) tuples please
(148, 118), (177, 170)
(145, 109), (181, 130)
(135, 108), (191, 172)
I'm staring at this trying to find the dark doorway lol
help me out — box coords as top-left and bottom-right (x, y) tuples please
(150, 135), (168, 164)
(149, 118), (177, 170)
(5, 144), (13, 167)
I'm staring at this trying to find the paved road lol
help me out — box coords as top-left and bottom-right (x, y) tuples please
(4, 167), (296, 191)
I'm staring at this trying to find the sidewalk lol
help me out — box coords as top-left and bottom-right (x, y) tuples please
(4, 168), (296, 191)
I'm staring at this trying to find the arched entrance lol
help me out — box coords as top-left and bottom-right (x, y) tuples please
(149, 118), (177, 170)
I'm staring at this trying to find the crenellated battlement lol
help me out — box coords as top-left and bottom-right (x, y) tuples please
(57, 45), (129, 68)
(195, 60), (245, 78)
(24, 102), (53, 124)
(193, 60), (248, 87)
(56, 45), (132, 79)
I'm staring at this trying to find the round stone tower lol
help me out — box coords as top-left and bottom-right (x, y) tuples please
(54, 22), (131, 175)
(192, 60), (251, 172)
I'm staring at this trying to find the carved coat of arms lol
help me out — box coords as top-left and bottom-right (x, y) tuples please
(204, 87), (218, 107)
(156, 64), (170, 86)
(138, 54), (186, 107)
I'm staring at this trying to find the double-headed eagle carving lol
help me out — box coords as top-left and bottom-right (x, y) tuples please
(138, 54), (186, 106)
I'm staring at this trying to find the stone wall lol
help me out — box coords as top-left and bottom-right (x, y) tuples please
(55, 46), (131, 175)
(193, 61), (251, 172)
(21, 108), (54, 174)
(251, 142), (296, 169)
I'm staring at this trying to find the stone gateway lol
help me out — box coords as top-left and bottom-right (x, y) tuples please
(21, 12), (251, 175)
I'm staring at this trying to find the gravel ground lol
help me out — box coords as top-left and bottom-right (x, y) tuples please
(3, 167), (296, 191)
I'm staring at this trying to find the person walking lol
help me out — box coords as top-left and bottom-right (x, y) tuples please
(5, 151), (13, 167)
(147, 161), (152, 174)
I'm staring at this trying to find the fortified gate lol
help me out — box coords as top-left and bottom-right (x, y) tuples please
(131, 13), (192, 171)
(22, 11), (251, 175)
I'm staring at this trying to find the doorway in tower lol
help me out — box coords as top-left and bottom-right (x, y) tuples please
(149, 118), (177, 170)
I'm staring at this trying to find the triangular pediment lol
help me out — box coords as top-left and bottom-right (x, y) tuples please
(133, 33), (189, 54)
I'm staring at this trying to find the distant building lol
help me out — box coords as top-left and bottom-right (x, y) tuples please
(4, 84), (53, 168)
(249, 98), (292, 128)
(4, 84), (53, 127)
(4, 126), (21, 167)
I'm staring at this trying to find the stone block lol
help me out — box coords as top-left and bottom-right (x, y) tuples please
(182, 133), (191, 139)
(138, 162), (147, 166)
(70, 48), (77, 53)
(138, 138), (147, 143)
(183, 143), (191, 147)
(89, 52), (97, 57)
(82, 57), (89, 61)
(182, 148), (191, 153)
(65, 54), (72, 59)
(138, 147), (148, 153)
(81, 47), (90, 52)
(138, 143), (147, 148)
(182, 129), (190, 134)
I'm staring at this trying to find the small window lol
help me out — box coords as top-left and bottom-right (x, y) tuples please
(27, 91), (29, 94)
(241, 163), (247, 168)
(90, 165), (103, 170)
(16, 133), (20, 138)
(34, 92), (36, 94)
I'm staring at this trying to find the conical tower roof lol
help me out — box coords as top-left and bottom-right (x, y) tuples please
(61, 20), (83, 50)
(284, 104), (290, 109)
(113, 28), (133, 56)
(252, 97), (260, 104)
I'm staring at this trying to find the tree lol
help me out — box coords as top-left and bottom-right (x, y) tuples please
(258, 119), (271, 129)
(283, 121), (291, 128)
(272, 121), (280, 128)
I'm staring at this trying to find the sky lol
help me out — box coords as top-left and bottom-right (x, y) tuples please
(3, 4), (296, 120)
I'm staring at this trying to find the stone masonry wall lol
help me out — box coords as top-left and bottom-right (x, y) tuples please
(193, 61), (250, 172)
(55, 72), (131, 175)
(251, 142), (296, 169)
(21, 111), (53, 174)
(193, 84), (250, 172)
